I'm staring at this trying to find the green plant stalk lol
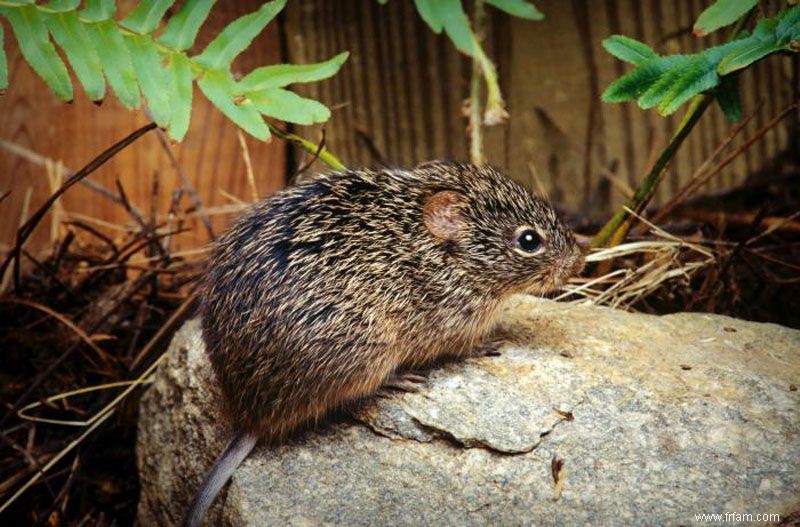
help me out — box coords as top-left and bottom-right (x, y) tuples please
(468, 0), (485, 165)
(473, 43), (507, 125)
(266, 122), (347, 172)
(591, 95), (712, 248)
(592, 8), (756, 248)
(468, 61), (484, 164)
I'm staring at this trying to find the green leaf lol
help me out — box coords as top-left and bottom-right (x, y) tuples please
(603, 6), (800, 117)
(776, 5), (800, 42)
(602, 35), (658, 66)
(1, 5), (73, 101)
(0, 25), (7, 91)
(637, 62), (686, 109)
(163, 52), (194, 141)
(693, 0), (757, 37)
(701, 38), (743, 63)
(121, 0), (176, 35)
(45, 11), (106, 101)
(84, 20), (140, 108)
(657, 57), (718, 115)
(80, 0), (115, 22)
(717, 40), (782, 75)
(412, 0), (443, 32)
(46, 0), (81, 11)
(125, 33), (171, 125)
(715, 10), (799, 75)
(198, 69), (268, 140)
(194, 0), (286, 69)
(158, 0), (216, 51)
(485, 0), (543, 20)
(249, 88), (330, 125)
(603, 53), (721, 116)
(602, 56), (682, 103)
(412, 0), (475, 54)
(238, 52), (349, 92)
(713, 75), (742, 122)
(436, 0), (476, 55)
(753, 17), (779, 40)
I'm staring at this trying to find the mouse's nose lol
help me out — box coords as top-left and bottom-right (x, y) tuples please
(570, 245), (586, 276)
(552, 245), (584, 287)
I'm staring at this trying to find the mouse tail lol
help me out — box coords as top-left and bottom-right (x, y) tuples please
(182, 432), (257, 527)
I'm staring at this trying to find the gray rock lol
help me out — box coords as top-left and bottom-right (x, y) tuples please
(136, 296), (800, 526)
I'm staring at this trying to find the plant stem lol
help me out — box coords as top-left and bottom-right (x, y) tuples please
(591, 9), (755, 248)
(473, 37), (507, 125)
(591, 95), (712, 248)
(266, 123), (346, 172)
(469, 0), (486, 165)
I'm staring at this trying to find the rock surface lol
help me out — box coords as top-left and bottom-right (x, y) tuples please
(136, 296), (800, 526)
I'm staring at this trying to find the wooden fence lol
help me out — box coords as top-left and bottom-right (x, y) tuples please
(287, 0), (798, 215)
(1, 0), (797, 257)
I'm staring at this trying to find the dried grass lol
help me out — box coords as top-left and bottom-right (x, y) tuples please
(559, 210), (716, 309)
(0, 127), (232, 523)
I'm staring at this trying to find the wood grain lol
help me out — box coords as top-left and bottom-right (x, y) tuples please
(285, 0), (469, 168)
(285, 0), (798, 218)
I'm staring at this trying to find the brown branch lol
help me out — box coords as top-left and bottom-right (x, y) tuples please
(62, 221), (119, 257)
(681, 209), (800, 233)
(650, 103), (797, 226)
(129, 288), (198, 371)
(294, 129), (328, 179)
(155, 129), (216, 241)
(353, 128), (389, 169)
(20, 249), (78, 302)
(114, 179), (169, 261)
(0, 138), (141, 217)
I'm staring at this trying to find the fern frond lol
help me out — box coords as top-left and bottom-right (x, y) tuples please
(602, 5), (800, 122)
(0, 0), (349, 142)
(693, 0), (758, 37)
(0, 24), (7, 91)
(1, 4), (73, 101)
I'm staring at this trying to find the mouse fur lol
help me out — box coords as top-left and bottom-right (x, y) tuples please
(184, 161), (584, 525)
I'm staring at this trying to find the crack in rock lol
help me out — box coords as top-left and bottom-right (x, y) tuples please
(357, 392), (585, 455)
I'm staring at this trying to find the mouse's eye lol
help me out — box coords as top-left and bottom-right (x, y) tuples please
(513, 226), (544, 256)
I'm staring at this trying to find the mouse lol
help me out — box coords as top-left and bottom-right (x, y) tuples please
(183, 161), (584, 526)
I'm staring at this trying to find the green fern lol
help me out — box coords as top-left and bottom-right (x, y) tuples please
(0, 0), (349, 142)
(602, 4), (799, 122)
(378, 0), (543, 125)
(693, 0), (759, 37)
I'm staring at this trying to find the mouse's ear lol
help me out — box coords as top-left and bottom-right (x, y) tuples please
(423, 190), (468, 241)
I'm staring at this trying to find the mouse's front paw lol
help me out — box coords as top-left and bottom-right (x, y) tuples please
(379, 371), (428, 396)
(471, 329), (513, 358)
